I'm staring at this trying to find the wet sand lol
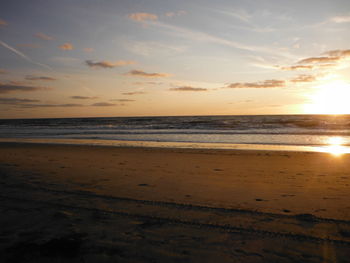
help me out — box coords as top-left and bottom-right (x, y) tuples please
(1, 142), (350, 262)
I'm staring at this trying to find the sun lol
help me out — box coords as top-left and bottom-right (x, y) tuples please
(304, 80), (350, 114)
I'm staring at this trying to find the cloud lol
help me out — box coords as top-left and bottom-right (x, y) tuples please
(0, 83), (48, 94)
(226, 79), (285, 88)
(0, 19), (8, 26)
(110, 99), (135, 102)
(0, 69), (8, 74)
(91, 102), (116, 106)
(59, 43), (73, 50)
(280, 65), (314, 70)
(85, 60), (136, 68)
(17, 43), (41, 49)
(0, 40), (52, 70)
(170, 86), (207, 91)
(165, 10), (187, 17)
(133, 81), (163, 85)
(25, 75), (57, 81)
(323, 49), (350, 57)
(34, 32), (54, 40)
(128, 13), (158, 22)
(330, 16), (350, 23)
(83, 48), (94, 52)
(0, 97), (40, 105)
(126, 70), (171, 78)
(298, 56), (340, 64)
(20, 103), (83, 108)
(290, 74), (316, 83)
(122, 91), (146, 95)
(71, 96), (98, 100)
(146, 19), (295, 59)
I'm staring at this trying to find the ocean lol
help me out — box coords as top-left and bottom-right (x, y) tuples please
(1, 115), (350, 153)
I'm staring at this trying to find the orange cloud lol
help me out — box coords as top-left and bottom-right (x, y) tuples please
(298, 56), (340, 64)
(128, 13), (158, 22)
(290, 74), (316, 83)
(170, 86), (207, 91)
(86, 60), (136, 68)
(227, 79), (285, 88)
(59, 43), (74, 50)
(280, 65), (314, 71)
(323, 49), (350, 57)
(34, 32), (54, 40)
(0, 19), (8, 26)
(126, 70), (171, 78)
(0, 69), (8, 74)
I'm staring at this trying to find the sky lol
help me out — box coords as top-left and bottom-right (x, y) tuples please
(1, 0), (350, 118)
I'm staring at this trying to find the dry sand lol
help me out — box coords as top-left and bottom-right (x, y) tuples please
(0, 142), (350, 262)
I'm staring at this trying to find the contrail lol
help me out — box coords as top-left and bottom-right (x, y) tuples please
(0, 40), (52, 70)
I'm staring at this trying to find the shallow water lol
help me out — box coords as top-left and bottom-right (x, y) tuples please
(1, 115), (350, 153)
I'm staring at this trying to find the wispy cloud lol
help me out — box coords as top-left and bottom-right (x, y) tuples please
(126, 70), (171, 78)
(91, 102), (116, 106)
(125, 40), (187, 57)
(0, 97), (40, 105)
(280, 65), (314, 71)
(133, 81), (163, 86)
(290, 74), (316, 83)
(0, 40), (52, 70)
(330, 15), (350, 23)
(71, 96), (98, 100)
(0, 69), (8, 74)
(279, 49), (350, 71)
(20, 103), (83, 108)
(298, 56), (340, 64)
(170, 86), (207, 91)
(0, 19), (8, 26)
(0, 82), (49, 94)
(226, 79), (285, 89)
(128, 13), (158, 22)
(110, 99), (135, 102)
(145, 20), (294, 59)
(165, 10), (187, 18)
(323, 49), (350, 57)
(34, 32), (54, 40)
(59, 43), (74, 50)
(216, 9), (251, 23)
(25, 75), (57, 81)
(122, 91), (146, 95)
(85, 60), (136, 69)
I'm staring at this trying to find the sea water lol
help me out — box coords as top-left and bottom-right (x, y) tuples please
(1, 115), (350, 152)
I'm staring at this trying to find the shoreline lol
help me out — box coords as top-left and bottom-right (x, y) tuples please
(1, 137), (348, 154)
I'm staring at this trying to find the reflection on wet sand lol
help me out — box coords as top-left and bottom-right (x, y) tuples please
(318, 137), (350, 156)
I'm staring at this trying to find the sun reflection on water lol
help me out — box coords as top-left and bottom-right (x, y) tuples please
(319, 137), (350, 156)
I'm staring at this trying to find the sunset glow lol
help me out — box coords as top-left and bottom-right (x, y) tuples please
(304, 80), (350, 115)
(319, 136), (350, 156)
(0, 1), (350, 118)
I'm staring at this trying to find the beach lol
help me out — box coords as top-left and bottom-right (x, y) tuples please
(1, 142), (350, 262)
